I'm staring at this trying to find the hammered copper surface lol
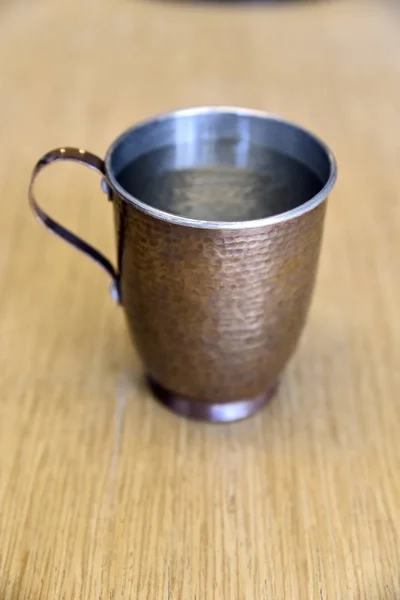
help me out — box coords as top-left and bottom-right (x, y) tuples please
(114, 194), (327, 402)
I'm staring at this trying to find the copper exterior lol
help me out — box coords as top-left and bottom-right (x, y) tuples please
(114, 193), (326, 405)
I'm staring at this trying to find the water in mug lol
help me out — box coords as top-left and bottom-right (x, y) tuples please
(116, 140), (323, 222)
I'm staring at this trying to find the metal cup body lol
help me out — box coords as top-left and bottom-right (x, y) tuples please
(105, 107), (336, 413)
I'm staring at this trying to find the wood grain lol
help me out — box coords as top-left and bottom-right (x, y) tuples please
(0, 0), (399, 597)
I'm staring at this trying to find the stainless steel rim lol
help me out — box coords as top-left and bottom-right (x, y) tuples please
(105, 106), (337, 230)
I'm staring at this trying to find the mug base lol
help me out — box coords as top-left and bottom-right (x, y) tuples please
(147, 377), (278, 423)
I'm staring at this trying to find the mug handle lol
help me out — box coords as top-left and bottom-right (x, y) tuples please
(28, 147), (121, 303)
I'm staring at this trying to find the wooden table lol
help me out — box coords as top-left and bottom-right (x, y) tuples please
(1, 0), (399, 597)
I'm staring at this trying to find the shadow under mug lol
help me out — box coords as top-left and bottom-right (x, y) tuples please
(29, 107), (337, 422)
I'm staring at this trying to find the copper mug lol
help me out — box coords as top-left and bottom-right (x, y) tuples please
(29, 107), (337, 422)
